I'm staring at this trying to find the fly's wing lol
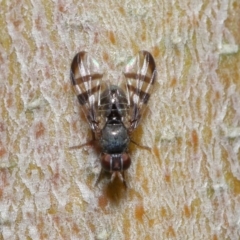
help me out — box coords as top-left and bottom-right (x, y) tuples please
(70, 51), (103, 132)
(123, 51), (157, 131)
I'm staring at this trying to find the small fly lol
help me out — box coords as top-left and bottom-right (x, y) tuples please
(70, 51), (157, 187)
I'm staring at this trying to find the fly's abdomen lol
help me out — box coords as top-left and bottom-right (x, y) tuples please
(100, 124), (130, 154)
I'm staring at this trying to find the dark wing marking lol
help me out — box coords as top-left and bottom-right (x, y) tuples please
(70, 51), (103, 131)
(123, 50), (157, 131)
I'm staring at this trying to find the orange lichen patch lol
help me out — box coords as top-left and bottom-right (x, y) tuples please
(108, 31), (116, 45)
(135, 203), (145, 222)
(98, 194), (108, 210)
(212, 234), (218, 240)
(35, 122), (45, 139)
(166, 226), (176, 238)
(152, 46), (160, 58)
(170, 77), (177, 87)
(118, 6), (125, 15)
(164, 172), (171, 183)
(183, 204), (191, 218)
(191, 130), (199, 152)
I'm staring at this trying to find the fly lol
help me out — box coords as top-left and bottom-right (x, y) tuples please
(70, 51), (157, 187)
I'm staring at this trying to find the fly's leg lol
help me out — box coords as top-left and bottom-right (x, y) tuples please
(130, 139), (151, 152)
(69, 130), (96, 150)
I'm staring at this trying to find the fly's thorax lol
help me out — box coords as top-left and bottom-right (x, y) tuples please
(100, 123), (130, 154)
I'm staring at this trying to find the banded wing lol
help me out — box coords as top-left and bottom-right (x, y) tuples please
(70, 51), (103, 131)
(123, 51), (157, 131)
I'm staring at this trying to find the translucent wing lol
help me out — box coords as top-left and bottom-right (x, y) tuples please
(70, 51), (103, 131)
(123, 51), (157, 131)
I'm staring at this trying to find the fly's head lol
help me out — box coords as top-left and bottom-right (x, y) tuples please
(100, 152), (131, 187)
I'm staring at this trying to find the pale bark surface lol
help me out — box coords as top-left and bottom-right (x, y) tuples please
(0, 0), (240, 239)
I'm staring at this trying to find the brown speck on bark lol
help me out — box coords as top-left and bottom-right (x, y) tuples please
(7, 93), (13, 108)
(118, 6), (125, 15)
(170, 77), (177, 87)
(164, 172), (171, 183)
(191, 130), (199, 152)
(152, 46), (160, 58)
(135, 203), (145, 222)
(166, 226), (176, 238)
(102, 51), (109, 62)
(212, 234), (218, 240)
(98, 194), (108, 210)
(183, 204), (191, 218)
(35, 122), (45, 139)
(13, 20), (22, 29)
(0, 147), (7, 158)
(108, 31), (116, 45)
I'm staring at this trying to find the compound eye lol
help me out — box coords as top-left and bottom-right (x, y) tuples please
(122, 153), (131, 170)
(100, 153), (111, 172)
